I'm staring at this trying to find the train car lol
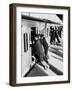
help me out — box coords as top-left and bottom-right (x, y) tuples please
(21, 14), (62, 77)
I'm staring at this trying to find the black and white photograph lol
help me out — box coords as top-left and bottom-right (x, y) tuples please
(9, 4), (70, 86)
(21, 12), (63, 77)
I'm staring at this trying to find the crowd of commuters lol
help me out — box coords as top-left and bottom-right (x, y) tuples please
(50, 26), (63, 45)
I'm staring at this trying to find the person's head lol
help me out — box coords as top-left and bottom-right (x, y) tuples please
(34, 34), (40, 40)
(31, 27), (37, 36)
(55, 26), (57, 29)
(50, 26), (52, 30)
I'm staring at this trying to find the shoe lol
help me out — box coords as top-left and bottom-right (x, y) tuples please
(44, 56), (49, 64)
(44, 65), (50, 70)
(44, 66), (48, 70)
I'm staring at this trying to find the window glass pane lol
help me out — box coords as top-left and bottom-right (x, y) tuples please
(23, 33), (28, 52)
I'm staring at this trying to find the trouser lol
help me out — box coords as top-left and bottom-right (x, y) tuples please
(32, 40), (49, 68)
(50, 35), (54, 44)
(55, 34), (60, 43)
(34, 40), (44, 61)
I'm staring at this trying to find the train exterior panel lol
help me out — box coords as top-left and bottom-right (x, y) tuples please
(21, 19), (46, 76)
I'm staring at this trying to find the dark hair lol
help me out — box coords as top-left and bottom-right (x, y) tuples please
(40, 34), (44, 37)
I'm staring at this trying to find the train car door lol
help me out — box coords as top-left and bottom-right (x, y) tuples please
(21, 23), (32, 77)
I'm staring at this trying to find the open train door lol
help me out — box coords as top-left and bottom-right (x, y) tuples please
(21, 22), (32, 77)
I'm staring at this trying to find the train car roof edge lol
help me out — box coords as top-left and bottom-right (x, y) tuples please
(21, 15), (62, 25)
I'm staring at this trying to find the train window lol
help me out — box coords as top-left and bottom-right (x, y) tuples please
(26, 33), (28, 51)
(23, 33), (28, 52)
